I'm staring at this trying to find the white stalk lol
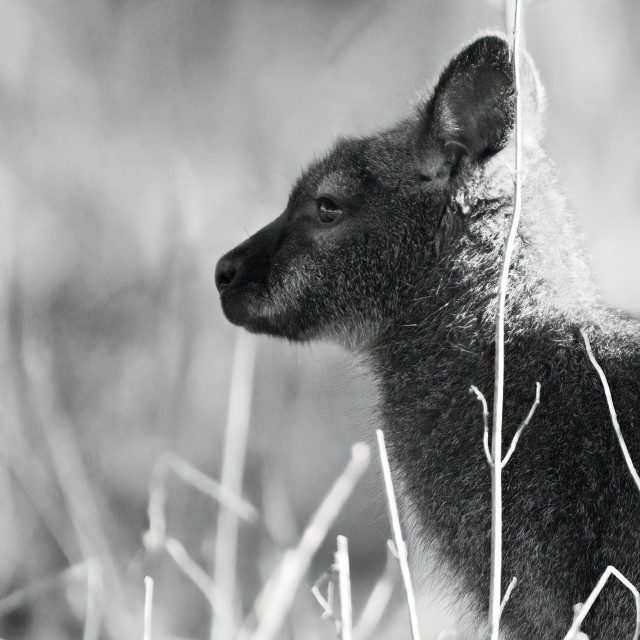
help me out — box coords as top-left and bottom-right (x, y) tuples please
(489, 0), (523, 636)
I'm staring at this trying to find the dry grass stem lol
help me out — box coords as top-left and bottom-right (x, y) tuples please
(336, 535), (352, 640)
(25, 369), (131, 638)
(83, 558), (104, 640)
(42, 416), (112, 563)
(27, 359), (121, 575)
(242, 443), (370, 640)
(489, 0), (523, 635)
(498, 576), (517, 620)
(376, 429), (421, 640)
(581, 329), (640, 494)
(562, 565), (640, 640)
(0, 423), (77, 562)
(0, 560), (89, 617)
(213, 330), (258, 640)
(470, 386), (493, 466)
(311, 571), (335, 619)
(0, 557), (103, 639)
(143, 444), (257, 640)
(143, 576), (154, 640)
(311, 536), (352, 639)
(501, 382), (541, 467)
(162, 535), (236, 632)
(146, 451), (257, 548)
(353, 542), (397, 640)
(261, 463), (299, 547)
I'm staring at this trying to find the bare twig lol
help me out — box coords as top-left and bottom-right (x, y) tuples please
(0, 558), (103, 639)
(0, 413), (18, 581)
(241, 443), (370, 640)
(0, 561), (89, 617)
(312, 536), (353, 638)
(336, 535), (352, 640)
(376, 429), (421, 640)
(212, 330), (257, 640)
(312, 571), (335, 619)
(162, 536), (236, 631)
(0, 421), (77, 563)
(581, 329), (640, 494)
(499, 576), (518, 620)
(146, 451), (257, 548)
(489, 0), (523, 636)
(83, 558), (103, 640)
(143, 447), (257, 639)
(501, 382), (541, 467)
(472, 381), (540, 468)
(18, 356), (131, 639)
(260, 462), (299, 547)
(143, 577), (154, 640)
(562, 565), (640, 640)
(470, 386), (493, 466)
(353, 543), (397, 640)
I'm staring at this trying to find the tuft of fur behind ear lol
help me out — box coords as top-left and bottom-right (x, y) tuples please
(416, 33), (546, 182)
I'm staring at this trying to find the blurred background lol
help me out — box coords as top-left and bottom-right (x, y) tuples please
(0, 1), (639, 639)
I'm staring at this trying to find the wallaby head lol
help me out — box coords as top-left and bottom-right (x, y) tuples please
(215, 34), (545, 350)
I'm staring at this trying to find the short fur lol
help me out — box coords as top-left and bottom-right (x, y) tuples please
(216, 35), (640, 639)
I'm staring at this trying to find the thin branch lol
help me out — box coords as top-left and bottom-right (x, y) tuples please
(581, 329), (640, 494)
(147, 451), (257, 544)
(562, 565), (640, 640)
(470, 386), (493, 466)
(569, 604), (589, 640)
(162, 536), (236, 632)
(144, 450), (258, 554)
(353, 543), (397, 640)
(83, 558), (103, 640)
(0, 561), (89, 617)
(16, 350), (132, 638)
(242, 443), (370, 640)
(376, 429), (421, 640)
(213, 331), (258, 640)
(0, 422), (77, 563)
(311, 571), (335, 619)
(499, 576), (517, 620)
(260, 462), (299, 547)
(143, 577), (154, 640)
(501, 382), (541, 467)
(336, 535), (352, 640)
(489, 0), (523, 636)
(312, 539), (354, 638)
(0, 557), (103, 639)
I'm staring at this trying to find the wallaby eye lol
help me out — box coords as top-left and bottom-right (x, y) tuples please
(316, 196), (343, 224)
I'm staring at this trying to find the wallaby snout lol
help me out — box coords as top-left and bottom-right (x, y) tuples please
(215, 217), (283, 330)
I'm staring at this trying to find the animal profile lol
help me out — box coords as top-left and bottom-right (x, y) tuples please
(217, 34), (640, 640)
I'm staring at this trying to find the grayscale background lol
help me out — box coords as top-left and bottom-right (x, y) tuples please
(0, 1), (639, 639)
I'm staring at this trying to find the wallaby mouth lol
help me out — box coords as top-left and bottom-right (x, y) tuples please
(217, 283), (275, 338)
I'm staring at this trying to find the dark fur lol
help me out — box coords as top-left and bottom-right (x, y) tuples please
(216, 35), (640, 639)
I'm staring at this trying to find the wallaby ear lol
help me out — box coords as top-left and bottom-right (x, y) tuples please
(416, 34), (545, 182)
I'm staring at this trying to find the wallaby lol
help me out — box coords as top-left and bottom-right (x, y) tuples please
(215, 34), (640, 639)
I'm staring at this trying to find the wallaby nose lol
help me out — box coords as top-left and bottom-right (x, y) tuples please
(215, 255), (240, 293)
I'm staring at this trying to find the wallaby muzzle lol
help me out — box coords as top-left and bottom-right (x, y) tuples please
(215, 216), (283, 329)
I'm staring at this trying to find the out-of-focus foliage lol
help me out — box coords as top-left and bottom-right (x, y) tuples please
(0, 1), (639, 639)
